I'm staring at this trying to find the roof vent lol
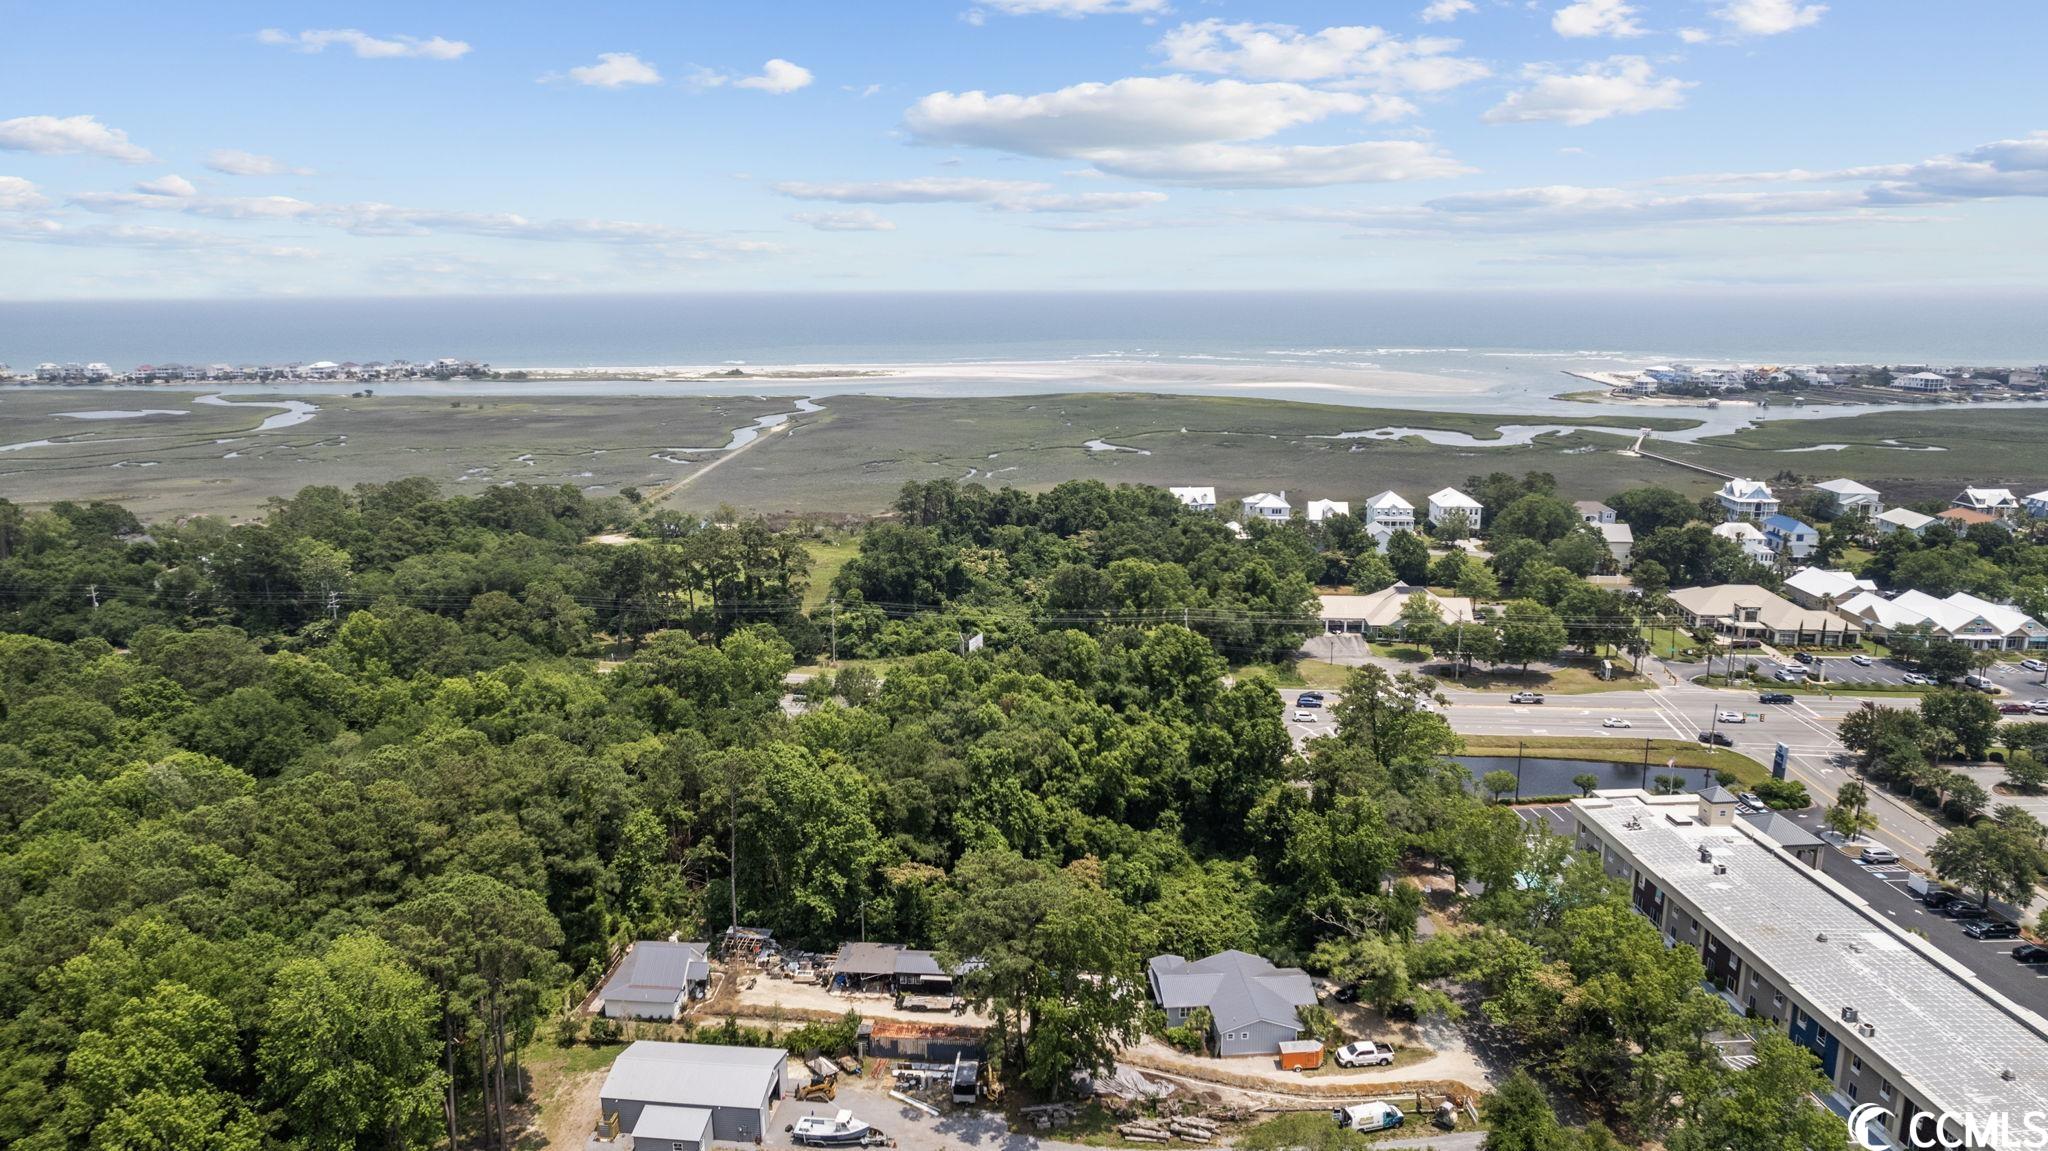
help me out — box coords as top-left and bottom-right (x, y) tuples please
(2002, 1069), (2018, 1082)
(1815, 932), (1829, 943)
(1712, 863), (1728, 876)
(1699, 846), (1714, 864)
(1841, 1007), (1859, 1024)
(1859, 1022), (1876, 1037)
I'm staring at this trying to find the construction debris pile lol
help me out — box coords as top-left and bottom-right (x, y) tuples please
(1114, 1114), (1222, 1144)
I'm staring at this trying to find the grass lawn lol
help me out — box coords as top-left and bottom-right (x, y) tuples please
(802, 537), (861, 612)
(1248, 659), (1357, 690)
(1457, 734), (1770, 784)
(1433, 663), (1649, 695)
(1236, 1108), (1481, 1151)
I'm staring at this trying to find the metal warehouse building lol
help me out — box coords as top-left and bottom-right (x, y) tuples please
(598, 1041), (786, 1150)
(1569, 790), (2048, 1151)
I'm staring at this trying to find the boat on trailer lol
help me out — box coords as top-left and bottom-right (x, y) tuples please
(790, 1110), (885, 1147)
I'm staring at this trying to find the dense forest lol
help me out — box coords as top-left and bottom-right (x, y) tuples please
(0, 473), (2025, 1151)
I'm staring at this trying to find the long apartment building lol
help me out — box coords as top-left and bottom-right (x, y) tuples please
(1568, 790), (2048, 1150)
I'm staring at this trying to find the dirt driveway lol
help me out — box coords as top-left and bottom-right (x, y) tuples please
(730, 972), (992, 1028)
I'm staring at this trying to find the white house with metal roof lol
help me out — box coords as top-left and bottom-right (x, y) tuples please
(1569, 790), (2048, 1151)
(2026, 490), (2048, 519)
(598, 1041), (786, 1147)
(1875, 507), (1936, 536)
(1782, 567), (1877, 610)
(1362, 490), (1415, 531)
(1711, 521), (1777, 563)
(1168, 486), (1216, 513)
(1426, 487), (1483, 533)
(1240, 492), (1291, 522)
(1147, 951), (1318, 1057)
(1305, 498), (1350, 523)
(1716, 478), (1780, 522)
(600, 941), (711, 1021)
(1814, 478), (1882, 516)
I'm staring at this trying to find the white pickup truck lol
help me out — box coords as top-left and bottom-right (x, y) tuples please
(1333, 1041), (1396, 1068)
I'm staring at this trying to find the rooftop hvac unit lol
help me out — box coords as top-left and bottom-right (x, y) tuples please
(1858, 1022), (1876, 1037)
(1712, 863), (1728, 875)
(1699, 845), (1714, 863)
(1841, 1007), (1859, 1024)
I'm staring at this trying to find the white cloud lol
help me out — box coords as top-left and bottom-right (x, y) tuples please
(135, 174), (197, 198)
(1678, 27), (1714, 43)
(1418, 1), (1475, 23)
(844, 83), (884, 98)
(255, 28), (472, 60)
(0, 176), (47, 211)
(1551, 0), (1646, 39)
(775, 177), (1054, 203)
(995, 191), (1170, 212)
(563, 52), (663, 88)
(0, 114), (154, 163)
(906, 75), (1468, 188)
(1675, 132), (2048, 205)
(204, 149), (309, 177)
(735, 59), (814, 94)
(909, 76), (1368, 154)
(1484, 57), (1692, 126)
(11, 220), (319, 258)
(1155, 20), (1489, 92)
(789, 209), (897, 232)
(975, 0), (1170, 16)
(1080, 141), (1471, 187)
(1714, 0), (1826, 36)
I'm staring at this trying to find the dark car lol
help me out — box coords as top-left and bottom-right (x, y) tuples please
(1963, 919), (2020, 940)
(1792, 651), (1815, 664)
(1331, 983), (1359, 1003)
(1942, 902), (1990, 921)
(1921, 888), (1958, 910)
(2014, 944), (2048, 965)
(1296, 694), (1323, 708)
(1698, 730), (1734, 747)
(1758, 692), (1795, 704)
(1998, 702), (2031, 715)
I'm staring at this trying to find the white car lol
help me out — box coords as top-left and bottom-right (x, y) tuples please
(1333, 1041), (1396, 1068)
(1293, 710), (1317, 723)
(1902, 672), (1932, 685)
(1601, 716), (1632, 729)
(1850, 654), (1874, 667)
(2023, 658), (2047, 672)
(1716, 710), (1745, 724)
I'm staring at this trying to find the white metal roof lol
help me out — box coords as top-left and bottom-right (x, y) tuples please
(1574, 794), (2048, 1145)
(1815, 478), (1879, 497)
(600, 1041), (785, 1110)
(1428, 487), (1481, 508)
(634, 1105), (713, 1143)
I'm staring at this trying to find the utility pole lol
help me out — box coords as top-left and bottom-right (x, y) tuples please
(88, 583), (99, 610)
(327, 590), (340, 621)
(829, 598), (838, 667)
(1514, 740), (1524, 803)
(728, 759), (740, 932)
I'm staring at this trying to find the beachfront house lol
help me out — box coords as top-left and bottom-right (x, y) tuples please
(1574, 500), (1617, 525)
(1305, 499), (1350, 523)
(1169, 486), (1217, 513)
(1147, 951), (1318, 1058)
(1241, 492), (1291, 522)
(1761, 515), (1819, 562)
(1716, 478), (1779, 522)
(1782, 567), (1877, 610)
(1712, 521), (1777, 563)
(1893, 371), (1951, 393)
(1876, 507), (1935, 536)
(1363, 490), (1415, 530)
(1815, 478), (1882, 516)
(1952, 487), (2020, 518)
(1939, 508), (2006, 533)
(1668, 584), (1864, 648)
(1427, 487), (1483, 534)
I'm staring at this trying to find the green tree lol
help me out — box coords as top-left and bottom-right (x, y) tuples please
(258, 934), (445, 1151)
(1824, 780), (1877, 842)
(1932, 821), (2048, 909)
(1386, 531), (1431, 586)
(61, 982), (264, 1151)
(1481, 1070), (1565, 1151)
(1920, 688), (2001, 761)
(1483, 770), (1518, 803)
(1498, 600), (1568, 671)
(1667, 1030), (1846, 1151)
(942, 852), (1143, 1097)
(1573, 772), (1600, 798)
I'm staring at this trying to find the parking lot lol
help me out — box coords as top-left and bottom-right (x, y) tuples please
(1749, 652), (2048, 699)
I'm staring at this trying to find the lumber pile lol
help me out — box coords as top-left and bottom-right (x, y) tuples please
(1115, 1116), (1219, 1144)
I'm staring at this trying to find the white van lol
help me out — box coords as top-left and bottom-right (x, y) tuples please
(1333, 1103), (1405, 1131)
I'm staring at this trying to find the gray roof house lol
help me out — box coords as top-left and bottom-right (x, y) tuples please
(600, 941), (711, 1021)
(1147, 951), (1318, 1058)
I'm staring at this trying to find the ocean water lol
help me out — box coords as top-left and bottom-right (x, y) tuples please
(4, 290), (2044, 371)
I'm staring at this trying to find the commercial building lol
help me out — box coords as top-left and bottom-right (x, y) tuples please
(1667, 584), (1864, 647)
(1782, 567), (1877, 610)
(598, 1041), (787, 1148)
(1146, 950), (1317, 1058)
(599, 941), (711, 1021)
(1835, 589), (2048, 651)
(1568, 790), (2048, 1151)
(1319, 585), (1477, 636)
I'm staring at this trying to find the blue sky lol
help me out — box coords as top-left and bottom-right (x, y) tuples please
(4, 1), (2046, 297)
